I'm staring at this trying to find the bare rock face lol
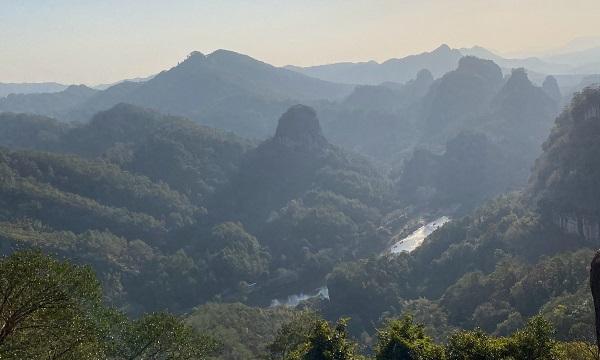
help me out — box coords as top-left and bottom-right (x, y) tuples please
(590, 251), (600, 351)
(542, 75), (562, 103)
(274, 105), (327, 149)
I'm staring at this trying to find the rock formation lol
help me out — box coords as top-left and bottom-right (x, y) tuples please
(542, 75), (562, 103)
(274, 104), (327, 149)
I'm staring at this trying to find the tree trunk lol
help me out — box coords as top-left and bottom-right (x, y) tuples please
(590, 251), (600, 352)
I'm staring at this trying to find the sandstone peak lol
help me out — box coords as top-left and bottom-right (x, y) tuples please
(274, 105), (326, 148)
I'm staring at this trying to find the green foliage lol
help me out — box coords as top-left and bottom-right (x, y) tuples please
(325, 194), (594, 339)
(108, 312), (219, 360)
(374, 315), (445, 360)
(5, 149), (198, 221)
(555, 342), (599, 360)
(208, 222), (270, 283)
(446, 317), (564, 359)
(441, 316), (566, 359)
(0, 103), (397, 314)
(0, 112), (66, 150)
(0, 250), (104, 359)
(263, 314), (587, 360)
(0, 251), (218, 360)
(396, 131), (526, 212)
(187, 303), (315, 360)
(268, 310), (321, 360)
(0, 88), (590, 351)
(288, 318), (362, 360)
(530, 87), (600, 217)
(505, 316), (562, 360)
(446, 330), (506, 360)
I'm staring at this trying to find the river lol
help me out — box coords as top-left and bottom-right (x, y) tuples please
(389, 216), (450, 254)
(270, 286), (329, 307)
(271, 216), (450, 307)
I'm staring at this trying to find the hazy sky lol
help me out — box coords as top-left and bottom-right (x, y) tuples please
(2, 0), (599, 84)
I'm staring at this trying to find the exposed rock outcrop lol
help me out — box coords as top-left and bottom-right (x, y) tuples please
(529, 88), (600, 243)
(554, 213), (600, 244)
(542, 75), (562, 103)
(274, 105), (327, 149)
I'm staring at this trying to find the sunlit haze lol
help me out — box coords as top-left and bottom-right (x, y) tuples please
(2, 0), (600, 84)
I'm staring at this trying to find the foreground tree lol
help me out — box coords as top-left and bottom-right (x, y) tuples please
(446, 316), (563, 360)
(0, 250), (104, 359)
(375, 315), (445, 360)
(0, 251), (218, 359)
(505, 315), (562, 359)
(591, 251), (600, 353)
(107, 312), (219, 360)
(287, 318), (362, 360)
(267, 310), (320, 360)
(446, 329), (507, 360)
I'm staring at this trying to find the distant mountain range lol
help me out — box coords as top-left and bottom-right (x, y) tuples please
(0, 82), (69, 98)
(0, 44), (597, 146)
(0, 85), (98, 119)
(0, 50), (352, 138)
(285, 44), (463, 85)
(286, 44), (600, 86)
(3, 42), (599, 100)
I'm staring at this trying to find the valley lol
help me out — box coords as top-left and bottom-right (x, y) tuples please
(2, 6), (600, 357)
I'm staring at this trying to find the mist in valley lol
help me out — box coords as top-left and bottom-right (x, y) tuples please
(2, 1), (600, 359)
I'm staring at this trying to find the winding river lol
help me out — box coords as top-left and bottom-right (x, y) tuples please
(389, 216), (450, 254)
(270, 216), (450, 307)
(270, 286), (329, 307)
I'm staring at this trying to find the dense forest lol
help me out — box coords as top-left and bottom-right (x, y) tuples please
(2, 47), (600, 359)
(2, 250), (598, 359)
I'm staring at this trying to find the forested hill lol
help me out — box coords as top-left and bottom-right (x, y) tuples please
(0, 104), (255, 312)
(212, 105), (389, 227)
(0, 85), (98, 119)
(1, 104), (250, 204)
(0, 78), (596, 360)
(529, 87), (600, 240)
(390, 63), (559, 213)
(0, 51), (352, 138)
(0, 103), (398, 314)
(322, 88), (600, 344)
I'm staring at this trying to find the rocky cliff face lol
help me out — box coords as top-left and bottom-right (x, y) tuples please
(542, 75), (562, 103)
(554, 213), (600, 244)
(529, 87), (600, 243)
(274, 104), (327, 150)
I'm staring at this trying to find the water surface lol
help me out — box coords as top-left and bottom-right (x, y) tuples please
(390, 216), (450, 254)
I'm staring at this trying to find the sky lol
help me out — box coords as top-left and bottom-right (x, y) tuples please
(1, 0), (600, 85)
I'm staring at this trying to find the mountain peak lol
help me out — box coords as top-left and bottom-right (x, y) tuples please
(188, 51), (205, 58)
(416, 68), (434, 82)
(274, 105), (326, 148)
(178, 51), (207, 68)
(434, 44), (452, 52)
(63, 84), (96, 95)
(504, 68), (534, 90)
(209, 49), (243, 57)
(456, 56), (503, 84)
(207, 49), (261, 65)
(542, 75), (561, 102)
